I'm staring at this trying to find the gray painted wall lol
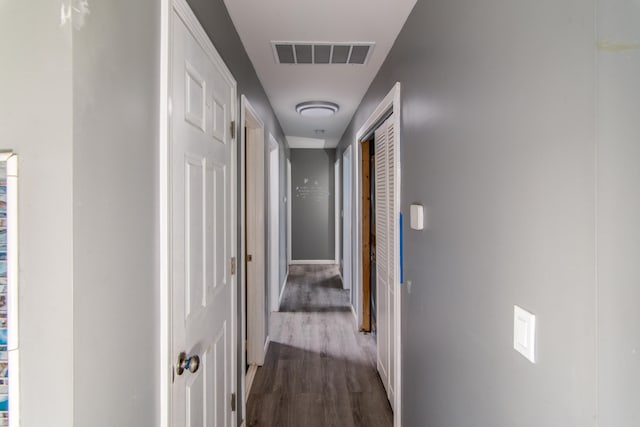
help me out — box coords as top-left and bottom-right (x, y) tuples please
(291, 149), (336, 261)
(72, 0), (160, 424)
(596, 0), (640, 425)
(185, 0), (288, 424)
(338, 0), (616, 425)
(0, 2), (74, 426)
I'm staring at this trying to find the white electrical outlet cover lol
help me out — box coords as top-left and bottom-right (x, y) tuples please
(513, 305), (536, 363)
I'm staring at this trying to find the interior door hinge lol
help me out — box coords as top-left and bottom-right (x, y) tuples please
(230, 120), (236, 139)
(230, 257), (236, 275)
(230, 392), (236, 412)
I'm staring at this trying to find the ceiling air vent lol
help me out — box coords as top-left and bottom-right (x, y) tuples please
(272, 42), (374, 65)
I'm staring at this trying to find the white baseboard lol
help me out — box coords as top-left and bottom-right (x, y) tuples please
(263, 335), (270, 361)
(351, 304), (358, 328)
(290, 259), (338, 265)
(278, 271), (288, 309)
(245, 365), (258, 400)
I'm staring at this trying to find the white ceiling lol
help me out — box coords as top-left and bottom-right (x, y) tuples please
(223, 0), (417, 148)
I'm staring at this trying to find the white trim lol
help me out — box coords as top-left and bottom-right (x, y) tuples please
(351, 304), (358, 327)
(159, 1), (170, 426)
(242, 337), (269, 400)
(335, 157), (341, 264)
(241, 95), (266, 373)
(161, 2), (238, 425)
(290, 260), (338, 265)
(278, 270), (289, 308)
(342, 146), (353, 292)
(264, 335), (271, 357)
(268, 134), (279, 150)
(245, 365), (258, 400)
(352, 82), (402, 426)
(268, 135), (280, 313)
(286, 158), (292, 264)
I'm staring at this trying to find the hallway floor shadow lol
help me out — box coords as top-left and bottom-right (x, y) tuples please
(247, 264), (393, 427)
(279, 264), (352, 313)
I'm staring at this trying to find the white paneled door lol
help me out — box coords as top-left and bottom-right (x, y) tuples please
(171, 3), (237, 426)
(375, 115), (396, 409)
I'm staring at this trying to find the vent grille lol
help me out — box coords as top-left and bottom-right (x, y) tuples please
(272, 42), (374, 65)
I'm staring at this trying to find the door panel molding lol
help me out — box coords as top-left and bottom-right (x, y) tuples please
(161, 1), (238, 426)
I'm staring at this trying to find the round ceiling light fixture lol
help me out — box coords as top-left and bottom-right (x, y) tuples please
(295, 101), (339, 117)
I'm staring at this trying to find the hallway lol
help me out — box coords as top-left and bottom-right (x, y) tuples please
(247, 265), (393, 427)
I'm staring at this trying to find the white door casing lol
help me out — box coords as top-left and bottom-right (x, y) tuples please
(286, 159), (292, 265)
(342, 146), (352, 292)
(334, 158), (341, 265)
(242, 96), (267, 367)
(269, 136), (280, 312)
(169, 2), (237, 426)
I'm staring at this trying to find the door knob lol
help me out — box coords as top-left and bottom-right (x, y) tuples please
(176, 351), (200, 375)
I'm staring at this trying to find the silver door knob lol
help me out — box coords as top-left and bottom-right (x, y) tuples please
(176, 351), (200, 375)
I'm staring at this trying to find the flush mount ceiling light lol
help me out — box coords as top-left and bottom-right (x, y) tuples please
(295, 101), (339, 117)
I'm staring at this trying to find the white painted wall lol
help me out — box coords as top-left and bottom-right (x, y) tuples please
(0, 2), (74, 426)
(72, 0), (160, 425)
(1, 1), (160, 426)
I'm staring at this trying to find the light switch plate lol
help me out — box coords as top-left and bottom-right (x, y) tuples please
(514, 305), (536, 363)
(410, 204), (424, 230)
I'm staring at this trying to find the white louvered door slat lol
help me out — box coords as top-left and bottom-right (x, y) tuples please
(386, 121), (396, 406)
(374, 120), (390, 399)
(374, 114), (396, 410)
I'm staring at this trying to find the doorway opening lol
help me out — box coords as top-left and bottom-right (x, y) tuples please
(351, 83), (402, 425)
(240, 95), (267, 401)
(360, 138), (376, 333)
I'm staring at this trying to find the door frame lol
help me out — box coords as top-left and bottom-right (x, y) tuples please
(342, 145), (353, 295)
(286, 158), (292, 265)
(240, 95), (269, 374)
(268, 134), (280, 313)
(159, 0), (239, 425)
(334, 157), (341, 265)
(350, 82), (402, 426)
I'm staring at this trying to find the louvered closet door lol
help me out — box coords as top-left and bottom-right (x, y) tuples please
(374, 115), (396, 409)
(386, 119), (396, 409)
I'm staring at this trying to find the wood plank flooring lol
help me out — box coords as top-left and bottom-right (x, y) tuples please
(247, 265), (393, 427)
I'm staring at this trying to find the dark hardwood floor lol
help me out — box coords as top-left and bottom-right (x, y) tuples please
(246, 265), (393, 427)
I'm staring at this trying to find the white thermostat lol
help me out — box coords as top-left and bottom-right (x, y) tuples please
(410, 204), (424, 230)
